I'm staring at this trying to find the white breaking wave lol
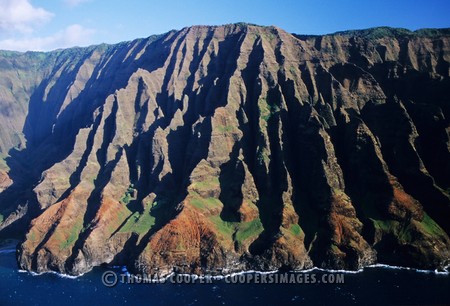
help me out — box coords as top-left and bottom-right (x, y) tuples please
(13, 263), (450, 280)
(365, 264), (450, 275)
(28, 270), (83, 279)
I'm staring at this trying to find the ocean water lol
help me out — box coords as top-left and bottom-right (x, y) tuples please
(1, 241), (449, 306)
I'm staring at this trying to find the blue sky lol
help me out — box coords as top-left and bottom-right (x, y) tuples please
(0, 0), (449, 51)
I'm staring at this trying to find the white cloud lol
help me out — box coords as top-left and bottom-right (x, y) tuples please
(0, 24), (96, 51)
(64, 0), (91, 7)
(0, 0), (53, 34)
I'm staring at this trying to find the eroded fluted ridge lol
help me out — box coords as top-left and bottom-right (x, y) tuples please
(0, 24), (449, 276)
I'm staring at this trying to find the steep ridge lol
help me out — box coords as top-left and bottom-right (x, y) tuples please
(0, 24), (449, 276)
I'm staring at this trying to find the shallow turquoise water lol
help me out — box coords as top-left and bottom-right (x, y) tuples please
(1, 241), (449, 305)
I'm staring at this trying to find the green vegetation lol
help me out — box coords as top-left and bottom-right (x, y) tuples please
(120, 185), (136, 205)
(190, 177), (220, 194)
(331, 244), (340, 252)
(188, 193), (262, 242)
(259, 98), (271, 122)
(28, 230), (36, 243)
(262, 32), (276, 42)
(0, 50), (21, 57)
(335, 27), (413, 39)
(215, 124), (235, 133)
(209, 215), (235, 237)
(419, 213), (446, 237)
(289, 224), (302, 236)
(208, 215), (263, 245)
(60, 219), (84, 250)
(330, 27), (450, 40)
(415, 28), (450, 37)
(371, 218), (394, 232)
(61, 229), (79, 249)
(235, 218), (263, 243)
(191, 196), (222, 210)
(0, 213), (4, 223)
(258, 97), (280, 122)
(118, 205), (155, 235)
(370, 213), (446, 244)
(268, 103), (280, 115)
(370, 218), (412, 243)
(234, 22), (260, 28)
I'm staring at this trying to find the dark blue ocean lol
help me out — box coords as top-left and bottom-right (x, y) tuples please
(1, 240), (449, 306)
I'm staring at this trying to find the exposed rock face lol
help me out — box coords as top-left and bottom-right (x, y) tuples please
(0, 25), (449, 276)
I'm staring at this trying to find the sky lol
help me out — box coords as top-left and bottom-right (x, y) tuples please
(0, 0), (449, 52)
